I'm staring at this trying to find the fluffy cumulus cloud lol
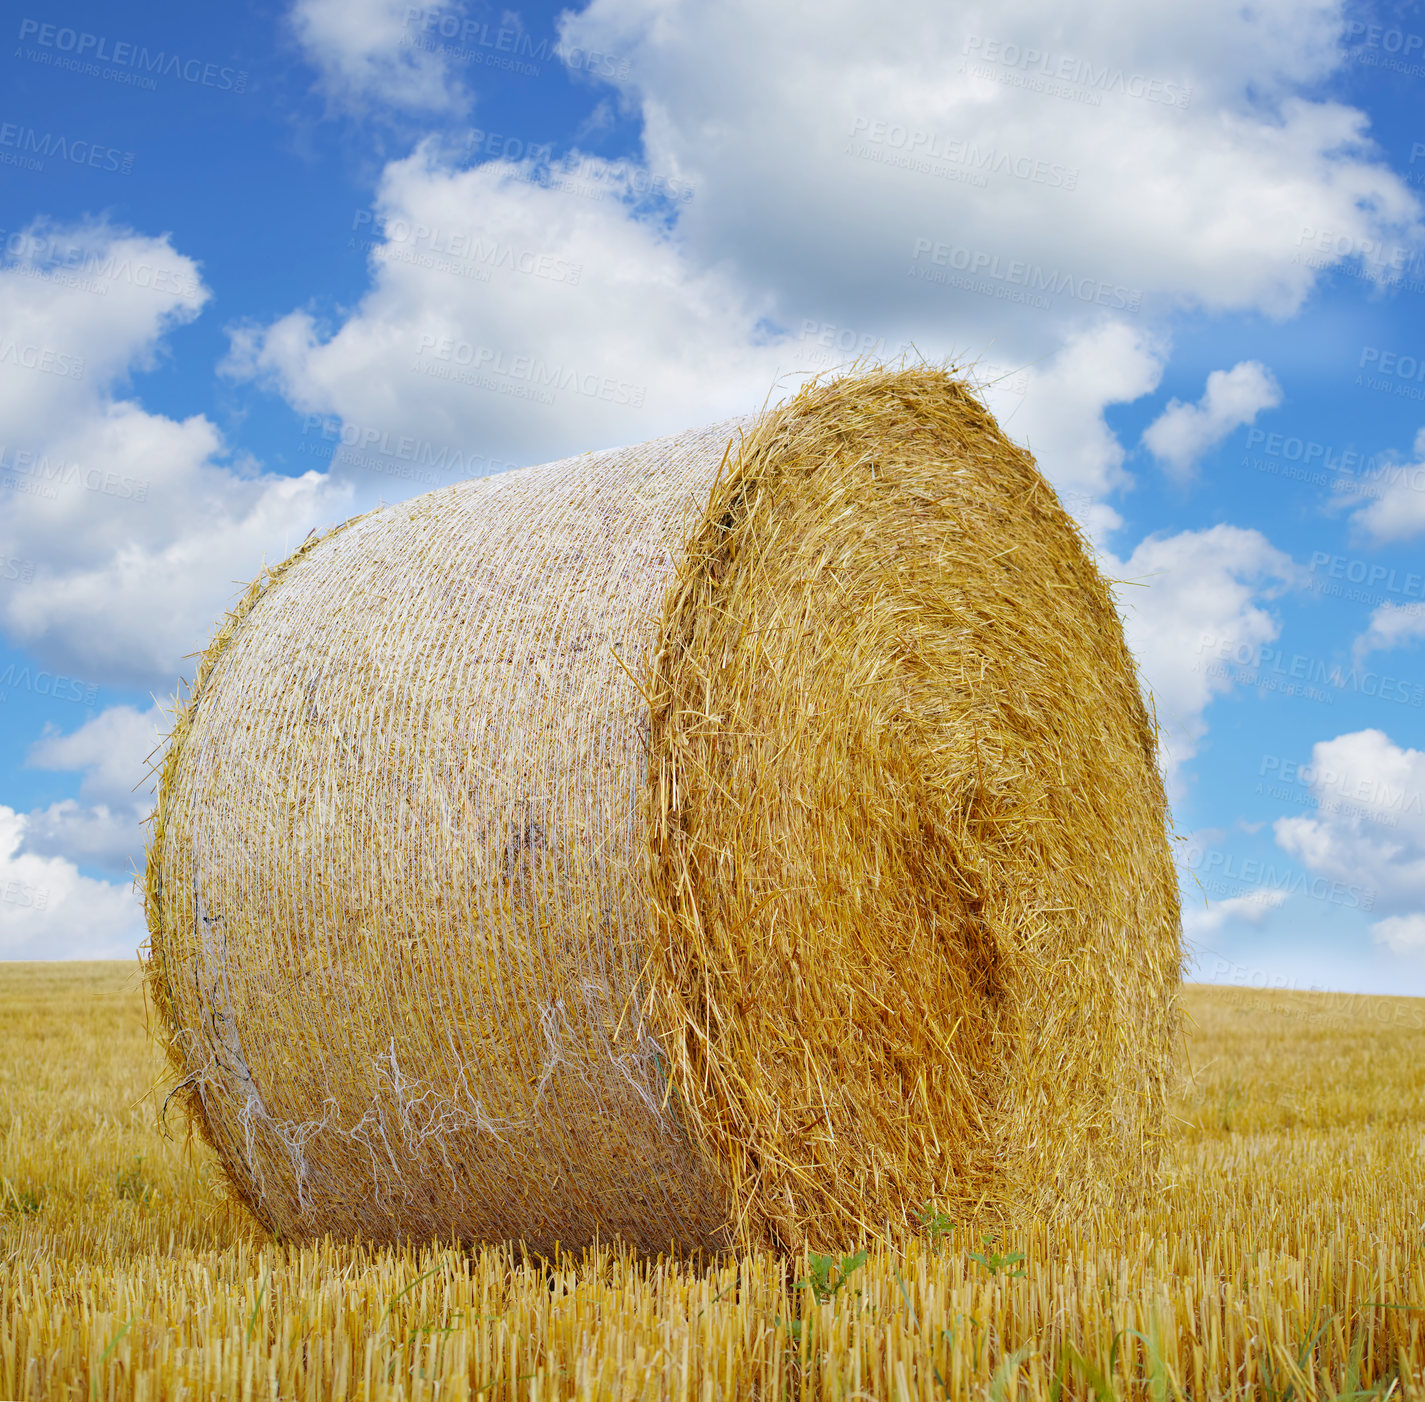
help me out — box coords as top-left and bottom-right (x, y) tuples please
(1372, 914), (1425, 955)
(290, 0), (472, 116)
(1180, 888), (1288, 939)
(988, 321), (1164, 532)
(1101, 526), (1299, 786)
(1273, 730), (1425, 950)
(0, 220), (353, 690)
(1344, 427), (1425, 544)
(1354, 600), (1425, 661)
(1142, 362), (1282, 481)
(223, 143), (805, 465)
(560, 0), (1419, 334)
(0, 806), (143, 960)
(21, 704), (165, 878)
(229, 0), (1420, 497)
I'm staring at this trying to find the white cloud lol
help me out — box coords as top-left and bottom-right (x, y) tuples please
(29, 703), (164, 805)
(1372, 913), (1425, 955)
(290, 0), (472, 116)
(0, 806), (143, 960)
(1142, 361), (1282, 481)
(19, 802), (144, 876)
(0, 221), (353, 689)
(1181, 888), (1288, 939)
(21, 705), (165, 876)
(995, 321), (1165, 520)
(1103, 525), (1299, 787)
(223, 142), (800, 465)
(1345, 427), (1425, 544)
(1274, 730), (1425, 930)
(560, 0), (1419, 330)
(1354, 600), (1425, 662)
(232, 0), (1423, 501)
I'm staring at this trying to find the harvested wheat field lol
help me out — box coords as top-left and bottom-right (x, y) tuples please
(1, 963), (1421, 1400)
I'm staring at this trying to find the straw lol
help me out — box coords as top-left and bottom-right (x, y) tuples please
(144, 366), (1180, 1254)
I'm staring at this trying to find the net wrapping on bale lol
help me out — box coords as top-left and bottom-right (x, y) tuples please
(145, 367), (1181, 1256)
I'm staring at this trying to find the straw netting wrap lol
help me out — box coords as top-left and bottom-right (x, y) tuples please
(145, 367), (1181, 1255)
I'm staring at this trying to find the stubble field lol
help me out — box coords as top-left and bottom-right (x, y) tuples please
(1, 962), (1421, 1399)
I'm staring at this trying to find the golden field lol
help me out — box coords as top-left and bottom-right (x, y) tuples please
(1, 962), (1421, 1400)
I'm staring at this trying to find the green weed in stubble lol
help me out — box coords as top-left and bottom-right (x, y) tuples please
(90, 1318), (132, 1402)
(918, 1200), (957, 1249)
(967, 1231), (1026, 1279)
(1218, 1078), (1244, 1131)
(1, 1179), (43, 1216)
(114, 1154), (152, 1204)
(796, 1248), (869, 1304)
(777, 1246), (871, 1348)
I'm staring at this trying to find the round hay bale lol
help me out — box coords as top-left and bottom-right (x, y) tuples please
(144, 366), (1181, 1255)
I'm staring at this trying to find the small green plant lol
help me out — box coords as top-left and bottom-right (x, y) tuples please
(918, 1201), (957, 1249)
(2, 1182), (43, 1215)
(795, 1249), (869, 1304)
(247, 1274), (268, 1343)
(777, 1248), (870, 1347)
(1260, 1309), (1332, 1402)
(967, 1233), (1026, 1278)
(1217, 1079), (1243, 1132)
(114, 1156), (152, 1204)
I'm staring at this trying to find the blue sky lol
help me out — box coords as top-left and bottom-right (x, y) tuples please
(1, 0), (1423, 992)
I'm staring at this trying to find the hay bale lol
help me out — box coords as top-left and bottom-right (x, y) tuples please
(145, 367), (1180, 1255)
